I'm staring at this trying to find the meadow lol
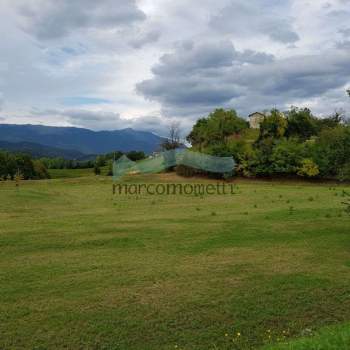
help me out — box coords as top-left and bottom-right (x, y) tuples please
(48, 166), (110, 179)
(0, 173), (350, 349)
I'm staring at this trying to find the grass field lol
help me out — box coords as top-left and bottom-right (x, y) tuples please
(1, 173), (350, 349)
(48, 166), (109, 179)
(48, 167), (95, 178)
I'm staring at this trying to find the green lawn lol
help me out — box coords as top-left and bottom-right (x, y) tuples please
(0, 173), (350, 349)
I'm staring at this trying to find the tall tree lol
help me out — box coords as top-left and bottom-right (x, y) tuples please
(161, 121), (182, 150)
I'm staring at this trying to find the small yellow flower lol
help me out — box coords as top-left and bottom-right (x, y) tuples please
(237, 332), (241, 337)
(225, 333), (228, 337)
(267, 329), (271, 333)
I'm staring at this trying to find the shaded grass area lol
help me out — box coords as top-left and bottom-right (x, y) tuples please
(0, 174), (350, 349)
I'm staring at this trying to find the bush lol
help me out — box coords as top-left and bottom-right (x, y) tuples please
(271, 139), (306, 175)
(298, 159), (320, 177)
(33, 160), (50, 179)
(311, 126), (350, 177)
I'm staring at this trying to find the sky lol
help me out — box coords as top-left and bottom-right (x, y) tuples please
(0, 0), (350, 136)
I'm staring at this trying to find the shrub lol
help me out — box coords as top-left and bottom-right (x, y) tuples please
(33, 160), (50, 179)
(298, 159), (320, 177)
(271, 139), (306, 174)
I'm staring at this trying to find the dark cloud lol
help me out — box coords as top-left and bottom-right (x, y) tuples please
(137, 40), (248, 112)
(339, 28), (350, 37)
(336, 40), (350, 49)
(128, 29), (161, 49)
(327, 9), (350, 21)
(137, 39), (350, 118)
(18, 0), (146, 40)
(152, 40), (236, 75)
(209, 1), (299, 44)
(49, 109), (122, 130)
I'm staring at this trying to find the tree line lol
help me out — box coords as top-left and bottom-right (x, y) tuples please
(0, 149), (147, 181)
(185, 106), (350, 180)
(0, 151), (49, 180)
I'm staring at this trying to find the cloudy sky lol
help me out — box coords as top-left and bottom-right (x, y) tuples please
(0, 0), (350, 135)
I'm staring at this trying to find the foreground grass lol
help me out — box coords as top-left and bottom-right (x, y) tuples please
(0, 173), (350, 349)
(264, 322), (350, 349)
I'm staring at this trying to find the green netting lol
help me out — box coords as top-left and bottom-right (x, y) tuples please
(176, 150), (234, 173)
(113, 155), (136, 180)
(113, 149), (235, 181)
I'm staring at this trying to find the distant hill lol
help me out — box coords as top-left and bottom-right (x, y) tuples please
(0, 124), (164, 155)
(0, 140), (91, 159)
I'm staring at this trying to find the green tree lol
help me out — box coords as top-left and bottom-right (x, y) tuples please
(258, 109), (287, 142)
(205, 109), (248, 145)
(187, 109), (248, 153)
(186, 118), (208, 151)
(311, 126), (350, 177)
(15, 154), (35, 179)
(95, 155), (106, 167)
(126, 151), (146, 161)
(5, 153), (17, 180)
(248, 109), (288, 176)
(285, 107), (318, 141)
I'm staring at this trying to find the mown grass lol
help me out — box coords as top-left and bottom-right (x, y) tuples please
(0, 173), (350, 349)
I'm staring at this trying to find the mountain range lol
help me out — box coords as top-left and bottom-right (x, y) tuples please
(0, 124), (164, 158)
